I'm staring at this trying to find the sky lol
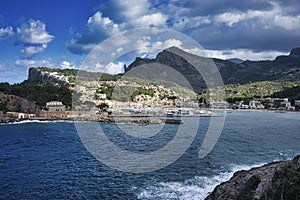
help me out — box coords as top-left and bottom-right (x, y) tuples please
(0, 0), (300, 83)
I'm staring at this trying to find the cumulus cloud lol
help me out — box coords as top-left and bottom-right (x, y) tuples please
(66, 11), (119, 54)
(184, 48), (288, 61)
(15, 19), (54, 59)
(172, 16), (211, 31)
(152, 39), (182, 50)
(213, 3), (300, 30)
(104, 0), (168, 28)
(15, 58), (54, 68)
(134, 13), (167, 27)
(273, 15), (300, 31)
(185, 2), (300, 52)
(67, 0), (169, 55)
(67, 0), (299, 60)
(101, 0), (151, 23)
(60, 61), (76, 69)
(0, 26), (14, 40)
(16, 19), (54, 45)
(214, 12), (246, 27)
(165, 0), (272, 16)
(20, 44), (47, 59)
(95, 62), (124, 74)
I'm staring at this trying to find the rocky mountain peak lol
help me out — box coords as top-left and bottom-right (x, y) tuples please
(126, 46), (300, 92)
(289, 47), (300, 58)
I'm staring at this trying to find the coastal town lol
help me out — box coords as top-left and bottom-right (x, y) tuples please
(0, 67), (299, 123)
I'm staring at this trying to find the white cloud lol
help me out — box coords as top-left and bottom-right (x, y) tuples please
(67, 0), (169, 55)
(172, 16), (211, 30)
(16, 19), (54, 45)
(273, 15), (300, 31)
(184, 48), (288, 61)
(133, 37), (183, 57)
(15, 59), (36, 66)
(134, 13), (168, 27)
(0, 26), (14, 40)
(111, 0), (150, 21)
(110, 0), (168, 28)
(15, 58), (54, 68)
(214, 12), (246, 27)
(106, 62), (125, 74)
(60, 61), (76, 69)
(20, 44), (47, 59)
(95, 62), (124, 74)
(221, 49), (289, 60)
(152, 39), (182, 50)
(87, 11), (119, 35)
(213, 2), (300, 30)
(67, 11), (119, 54)
(14, 19), (54, 59)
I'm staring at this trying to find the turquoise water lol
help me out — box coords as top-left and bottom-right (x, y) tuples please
(0, 111), (299, 199)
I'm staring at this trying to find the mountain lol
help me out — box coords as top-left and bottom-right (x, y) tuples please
(226, 58), (244, 64)
(126, 47), (300, 93)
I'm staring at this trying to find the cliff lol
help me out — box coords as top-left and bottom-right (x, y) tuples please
(205, 155), (300, 200)
(28, 67), (67, 85)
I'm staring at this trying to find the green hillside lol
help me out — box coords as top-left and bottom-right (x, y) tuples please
(199, 81), (300, 104)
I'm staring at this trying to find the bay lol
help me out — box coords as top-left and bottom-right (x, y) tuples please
(0, 111), (299, 199)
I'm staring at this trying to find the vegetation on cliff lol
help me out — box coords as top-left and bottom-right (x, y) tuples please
(198, 81), (300, 104)
(0, 81), (72, 108)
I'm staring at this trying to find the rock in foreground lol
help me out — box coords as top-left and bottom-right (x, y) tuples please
(205, 155), (300, 200)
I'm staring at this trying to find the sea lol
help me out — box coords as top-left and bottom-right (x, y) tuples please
(1, 111), (300, 199)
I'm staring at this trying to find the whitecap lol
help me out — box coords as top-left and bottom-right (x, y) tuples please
(4, 120), (74, 125)
(136, 162), (266, 200)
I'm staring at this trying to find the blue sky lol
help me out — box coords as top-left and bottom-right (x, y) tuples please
(0, 0), (300, 83)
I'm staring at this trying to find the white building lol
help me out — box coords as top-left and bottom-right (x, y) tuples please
(249, 100), (264, 109)
(46, 101), (65, 111)
(210, 100), (229, 109)
(6, 112), (36, 119)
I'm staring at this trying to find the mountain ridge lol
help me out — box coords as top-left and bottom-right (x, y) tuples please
(126, 47), (300, 92)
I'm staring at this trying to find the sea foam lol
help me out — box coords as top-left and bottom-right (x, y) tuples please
(137, 163), (265, 200)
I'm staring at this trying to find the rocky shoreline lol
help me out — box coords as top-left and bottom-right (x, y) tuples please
(205, 155), (300, 200)
(0, 115), (184, 124)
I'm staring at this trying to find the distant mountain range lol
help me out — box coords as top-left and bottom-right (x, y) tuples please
(126, 47), (300, 93)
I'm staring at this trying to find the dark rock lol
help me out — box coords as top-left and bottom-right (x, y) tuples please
(205, 155), (300, 200)
(0, 92), (39, 114)
(28, 67), (66, 85)
(289, 47), (300, 59)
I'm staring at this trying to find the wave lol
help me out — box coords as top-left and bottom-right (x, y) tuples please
(4, 120), (74, 125)
(136, 163), (265, 200)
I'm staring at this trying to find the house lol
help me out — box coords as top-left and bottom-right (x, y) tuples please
(249, 100), (264, 109)
(209, 100), (229, 109)
(6, 112), (36, 119)
(272, 98), (290, 109)
(95, 93), (106, 99)
(46, 101), (66, 111)
(293, 100), (300, 111)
